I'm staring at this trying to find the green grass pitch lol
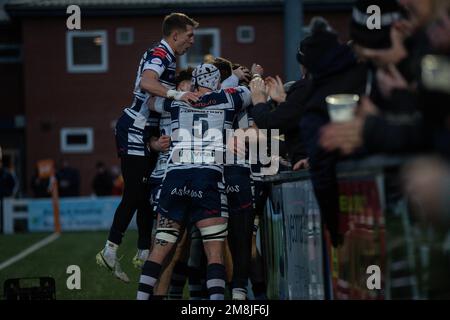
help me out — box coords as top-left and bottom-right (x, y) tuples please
(0, 231), (144, 299)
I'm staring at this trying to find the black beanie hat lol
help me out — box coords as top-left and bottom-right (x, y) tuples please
(350, 0), (405, 49)
(297, 17), (340, 72)
(297, 17), (336, 66)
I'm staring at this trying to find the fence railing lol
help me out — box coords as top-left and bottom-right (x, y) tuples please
(262, 155), (449, 300)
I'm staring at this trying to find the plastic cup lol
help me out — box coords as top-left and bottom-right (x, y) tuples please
(326, 94), (360, 123)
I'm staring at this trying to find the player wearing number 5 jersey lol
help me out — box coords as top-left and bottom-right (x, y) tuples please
(137, 64), (251, 300)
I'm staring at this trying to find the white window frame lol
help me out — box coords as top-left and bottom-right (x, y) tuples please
(236, 26), (255, 44)
(60, 128), (94, 153)
(66, 30), (108, 73)
(116, 27), (134, 46)
(180, 28), (220, 68)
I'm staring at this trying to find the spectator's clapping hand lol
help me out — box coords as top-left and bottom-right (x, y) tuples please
(293, 158), (310, 171)
(265, 76), (287, 104)
(319, 117), (364, 155)
(233, 66), (252, 84)
(376, 64), (408, 98)
(251, 63), (264, 77)
(250, 77), (268, 105)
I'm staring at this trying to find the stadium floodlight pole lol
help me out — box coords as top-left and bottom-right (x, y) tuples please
(284, 0), (304, 81)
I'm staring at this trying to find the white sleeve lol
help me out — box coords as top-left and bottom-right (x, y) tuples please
(142, 57), (167, 77)
(221, 74), (239, 89)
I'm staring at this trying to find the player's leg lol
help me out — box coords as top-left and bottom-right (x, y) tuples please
(250, 215), (267, 300)
(132, 178), (157, 268)
(154, 227), (189, 298)
(224, 238), (234, 293)
(188, 226), (208, 300)
(196, 217), (228, 300)
(250, 180), (269, 299)
(190, 170), (228, 300)
(224, 166), (255, 300)
(137, 213), (181, 300)
(167, 227), (191, 299)
(97, 154), (151, 282)
(137, 171), (186, 300)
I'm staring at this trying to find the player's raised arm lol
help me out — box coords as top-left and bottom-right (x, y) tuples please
(142, 70), (199, 103)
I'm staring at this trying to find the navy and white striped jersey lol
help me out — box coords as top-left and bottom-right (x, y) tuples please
(130, 39), (176, 113)
(116, 39), (176, 157)
(154, 86), (252, 175)
(149, 110), (171, 182)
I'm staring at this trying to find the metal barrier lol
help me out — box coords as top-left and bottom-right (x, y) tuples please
(262, 171), (326, 300)
(262, 156), (450, 300)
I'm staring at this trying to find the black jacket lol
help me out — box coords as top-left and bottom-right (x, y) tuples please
(302, 63), (369, 119)
(251, 79), (311, 163)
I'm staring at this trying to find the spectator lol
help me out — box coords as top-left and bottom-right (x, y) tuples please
(0, 158), (15, 197)
(320, 0), (449, 157)
(111, 165), (124, 196)
(56, 159), (80, 197)
(30, 166), (51, 198)
(250, 18), (348, 171)
(297, 17), (368, 247)
(92, 162), (114, 196)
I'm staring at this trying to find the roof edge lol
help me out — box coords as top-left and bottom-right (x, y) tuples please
(5, 2), (353, 18)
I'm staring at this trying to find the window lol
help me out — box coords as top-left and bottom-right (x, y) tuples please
(116, 28), (134, 45)
(61, 128), (94, 153)
(236, 26), (255, 44)
(180, 28), (220, 68)
(0, 44), (22, 63)
(66, 30), (108, 73)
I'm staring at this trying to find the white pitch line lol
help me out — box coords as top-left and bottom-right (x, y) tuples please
(0, 232), (61, 271)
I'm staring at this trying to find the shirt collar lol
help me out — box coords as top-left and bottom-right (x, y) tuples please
(160, 39), (175, 57)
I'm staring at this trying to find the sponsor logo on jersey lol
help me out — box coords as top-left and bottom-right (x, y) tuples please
(151, 58), (163, 65)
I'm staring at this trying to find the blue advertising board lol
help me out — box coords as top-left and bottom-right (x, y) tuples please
(28, 196), (125, 232)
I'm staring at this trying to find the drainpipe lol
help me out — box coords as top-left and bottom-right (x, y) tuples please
(284, 0), (304, 81)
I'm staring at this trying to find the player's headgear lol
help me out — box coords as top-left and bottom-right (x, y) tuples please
(192, 63), (221, 91)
